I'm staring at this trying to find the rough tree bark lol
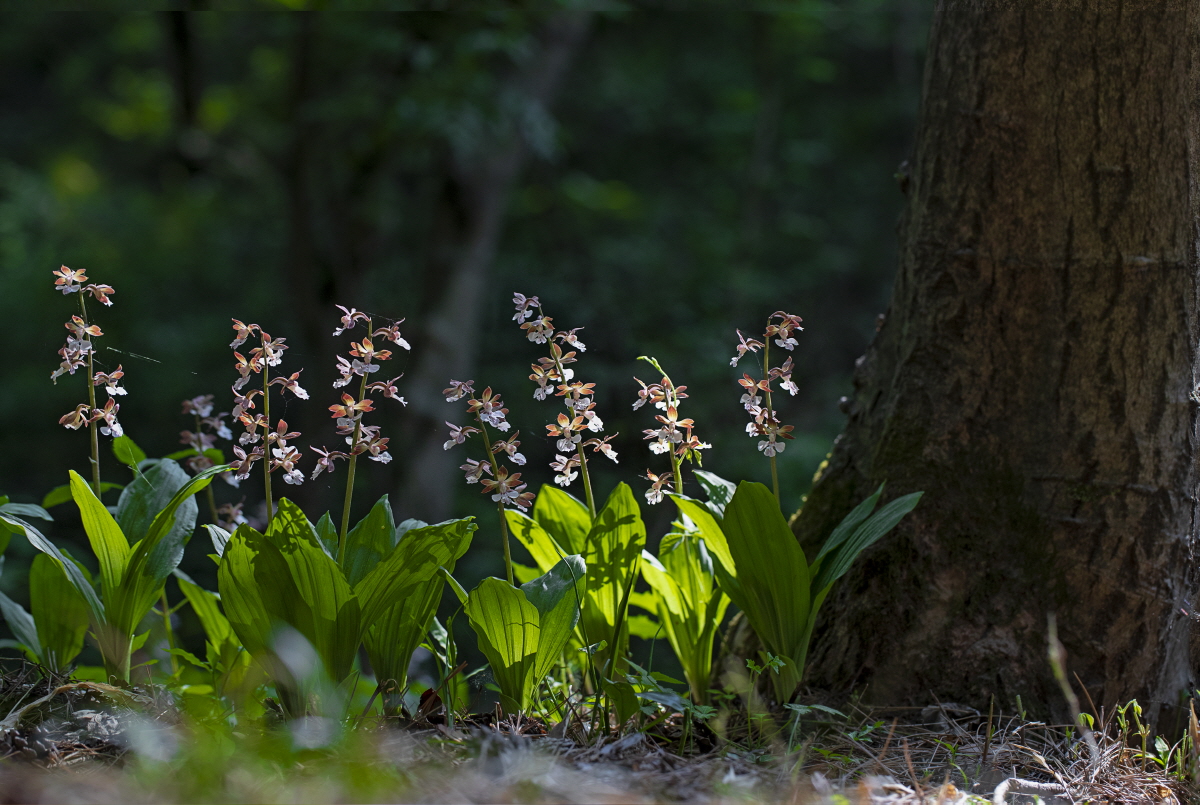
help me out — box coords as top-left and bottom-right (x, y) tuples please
(793, 1), (1200, 723)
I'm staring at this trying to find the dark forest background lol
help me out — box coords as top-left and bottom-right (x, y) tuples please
(0, 3), (927, 636)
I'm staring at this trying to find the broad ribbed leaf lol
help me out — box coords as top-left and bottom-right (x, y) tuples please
(667, 494), (735, 579)
(30, 554), (89, 672)
(218, 520), (361, 702)
(521, 554), (585, 685)
(176, 574), (242, 671)
(266, 498), (320, 544)
(112, 435), (147, 470)
(811, 492), (923, 594)
(363, 516), (471, 711)
(0, 591), (39, 657)
(721, 482), (810, 658)
(579, 484), (644, 675)
(814, 485), (883, 563)
(315, 513), (338, 559)
(0, 512), (104, 623)
(0, 503), (52, 522)
(363, 578), (444, 711)
(109, 464), (226, 636)
(355, 518), (475, 626)
(41, 482), (122, 510)
(466, 578), (539, 712)
(506, 510), (569, 573)
(342, 496), (396, 588)
(693, 470), (738, 516)
(532, 486), (591, 555)
(217, 525), (302, 661)
(69, 470), (129, 603)
(116, 459), (195, 548)
(205, 524), (230, 558)
(262, 500), (360, 682)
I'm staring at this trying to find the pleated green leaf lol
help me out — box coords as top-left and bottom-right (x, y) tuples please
(466, 577), (540, 713)
(0, 511), (104, 623)
(341, 495), (396, 588)
(69, 470), (129, 603)
(506, 510), (569, 574)
(521, 554), (585, 685)
(532, 487), (591, 555)
(353, 517), (475, 628)
(30, 553), (89, 673)
(0, 590), (39, 658)
(811, 491), (923, 594)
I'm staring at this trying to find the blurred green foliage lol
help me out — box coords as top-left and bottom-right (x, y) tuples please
(0, 2), (926, 660)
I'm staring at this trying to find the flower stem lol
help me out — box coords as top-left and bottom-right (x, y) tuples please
(261, 348), (273, 525)
(762, 341), (780, 505)
(478, 420), (515, 586)
(338, 371), (370, 562)
(547, 338), (597, 521)
(79, 294), (102, 497)
(576, 445), (597, 520)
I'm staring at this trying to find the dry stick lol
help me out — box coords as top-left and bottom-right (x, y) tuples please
(477, 420), (515, 586)
(873, 718), (899, 774)
(78, 293), (102, 497)
(903, 738), (923, 799)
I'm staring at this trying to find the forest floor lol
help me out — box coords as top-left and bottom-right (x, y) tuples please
(0, 674), (1188, 804)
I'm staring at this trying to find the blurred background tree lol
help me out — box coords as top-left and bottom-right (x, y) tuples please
(0, 2), (927, 614)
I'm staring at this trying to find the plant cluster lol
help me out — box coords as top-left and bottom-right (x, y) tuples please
(0, 268), (923, 746)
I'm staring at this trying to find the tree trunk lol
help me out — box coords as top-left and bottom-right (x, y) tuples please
(793, 0), (1200, 725)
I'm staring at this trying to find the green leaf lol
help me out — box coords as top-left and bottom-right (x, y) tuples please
(520, 554), (585, 685)
(814, 485), (884, 563)
(0, 591), (40, 658)
(262, 500), (361, 683)
(722, 483), (810, 648)
(42, 482), (121, 509)
(693, 470), (737, 516)
(506, 510), (569, 574)
(218, 520), (360, 711)
(0, 511), (104, 624)
(579, 483), (645, 675)
(341, 496), (397, 587)
(176, 575), (235, 649)
(353, 517), (475, 627)
(0, 502), (52, 522)
(116, 460), (196, 548)
(441, 566), (469, 605)
(109, 464), (227, 639)
(69, 470), (130, 603)
(166, 647), (211, 671)
(205, 524), (230, 558)
(532, 486), (591, 555)
(362, 517), (471, 714)
(667, 494), (734, 578)
(30, 553), (89, 672)
(112, 435), (147, 470)
(315, 513), (338, 559)
(466, 578), (539, 713)
(811, 491), (922, 594)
